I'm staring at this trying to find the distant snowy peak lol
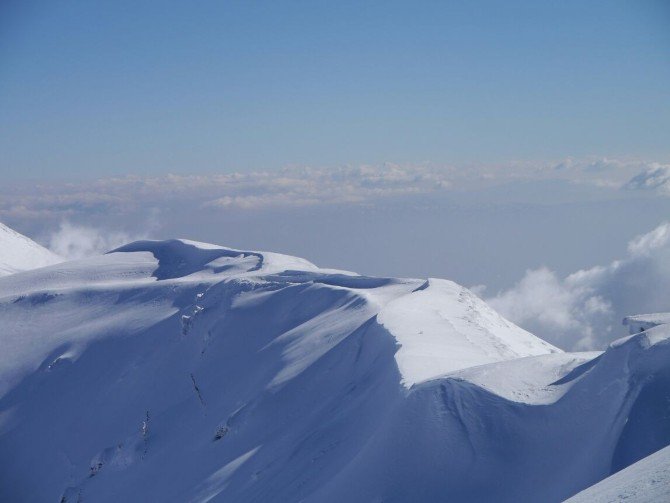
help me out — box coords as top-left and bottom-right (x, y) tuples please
(0, 222), (62, 276)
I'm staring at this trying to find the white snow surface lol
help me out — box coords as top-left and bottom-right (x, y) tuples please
(378, 278), (559, 386)
(0, 233), (669, 502)
(623, 312), (670, 334)
(0, 238), (556, 397)
(0, 222), (62, 276)
(566, 445), (670, 502)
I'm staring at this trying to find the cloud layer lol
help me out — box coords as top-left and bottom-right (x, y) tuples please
(487, 222), (670, 350)
(624, 163), (670, 195)
(0, 164), (453, 220)
(0, 157), (664, 221)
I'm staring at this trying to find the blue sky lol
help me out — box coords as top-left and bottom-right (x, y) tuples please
(1, 0), (669, 179)
(2, 1), (670, 349)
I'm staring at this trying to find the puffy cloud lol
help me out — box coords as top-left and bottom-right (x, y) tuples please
(627, 222), (670, 256)
(487, 223), (670, 350)
(47, 222), (145, 260)
(486, 268), (601, 333)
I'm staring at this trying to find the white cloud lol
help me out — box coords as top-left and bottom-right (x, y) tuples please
(487, 222), (670, 350)
(195, 164), (451, 209)
(624, 164), (670, 195)
(487, 267), (596, 332)
(202, 193), (324, 210)
(2, 157), (665, 220)
(47, 222), (143, 260)
(627, 222), (670, 256)
(0, 164), (456, 217)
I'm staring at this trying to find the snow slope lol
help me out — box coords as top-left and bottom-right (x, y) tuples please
(0, 236), (668, 502)
(0, 222), (62, 276)
(565, 444), (670, 502)
(318, 325), (670, 502)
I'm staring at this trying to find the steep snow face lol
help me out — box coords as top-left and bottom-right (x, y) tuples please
(0, 238), (668, 502)
(378, 278), (558, 386)
(0, 222), (62, 276)
(312, 325), (670, 503)
(566, 444), (670, 503)
(0, 239), (554, 398)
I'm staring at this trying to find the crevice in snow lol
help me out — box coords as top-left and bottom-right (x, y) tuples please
(141, 410), (150, 459)
(59, 487), (82, 503)
(190, 373), (206, 408)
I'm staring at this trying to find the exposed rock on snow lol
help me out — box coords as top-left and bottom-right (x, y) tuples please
(623, 312), (670, 335)
(0, 236), (669, 502)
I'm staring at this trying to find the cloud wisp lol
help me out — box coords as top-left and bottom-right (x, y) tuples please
(487, 222), (670, 351)
(47, 222), (148, 260)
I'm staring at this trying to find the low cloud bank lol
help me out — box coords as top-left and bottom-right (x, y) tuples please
(0, 157), (664, 221)
(0, 164), (453, 220)
(487, 222), (670, 350)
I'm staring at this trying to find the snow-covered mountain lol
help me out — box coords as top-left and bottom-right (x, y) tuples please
(0, 222), (62, 276)
(0, 234), (668, 502)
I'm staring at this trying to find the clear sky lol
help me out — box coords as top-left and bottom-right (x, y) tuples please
(1, 0), (669, 179)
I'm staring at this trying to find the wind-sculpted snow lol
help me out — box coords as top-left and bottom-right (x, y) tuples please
(317, 326), (670, 502)
(0, 236), (669, 502)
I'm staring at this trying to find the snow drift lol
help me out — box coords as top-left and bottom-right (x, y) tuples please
(0, 234), (669, 502)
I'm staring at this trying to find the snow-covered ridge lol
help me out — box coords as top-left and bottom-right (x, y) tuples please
(0, 222), (62, 276)
(109, 239), (558, 389)
(378, 278), (559, 386)
(0, 231), (669, 502)
(623, 312), (670, 335)
(0, 236), (556, 414)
